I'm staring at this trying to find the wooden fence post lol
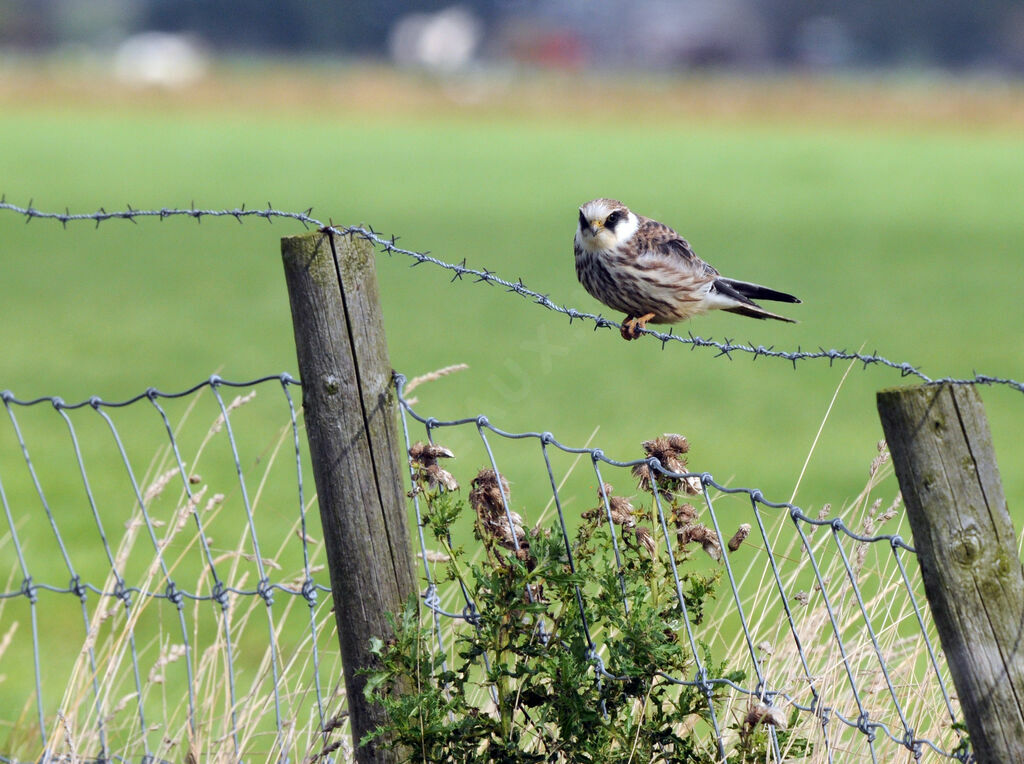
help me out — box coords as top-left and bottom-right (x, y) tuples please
(877, 383), (1024, 763)
(281, 230), (416, 763)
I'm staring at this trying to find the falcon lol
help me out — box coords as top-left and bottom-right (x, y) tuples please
(574, 198), (800, 340)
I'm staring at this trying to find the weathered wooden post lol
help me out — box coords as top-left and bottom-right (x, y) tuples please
(877, 383), (1024, 763)
(281, 230), (415, 763)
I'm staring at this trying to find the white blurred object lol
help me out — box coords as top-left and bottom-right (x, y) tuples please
(389, 6), (483, 72)
(113, 32), (208, 88)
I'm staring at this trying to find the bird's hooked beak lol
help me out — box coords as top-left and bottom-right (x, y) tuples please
(578, 209), (599, 236)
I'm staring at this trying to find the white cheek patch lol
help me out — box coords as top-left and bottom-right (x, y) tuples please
(576, 207), (638, 254)
(614, 214), (640, 243)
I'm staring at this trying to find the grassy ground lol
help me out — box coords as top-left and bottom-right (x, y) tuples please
(0, 63), (1022, 759)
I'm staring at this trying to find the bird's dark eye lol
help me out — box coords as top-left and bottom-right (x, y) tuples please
(605, 210), (623, 229)
(578, 209), (588, 229)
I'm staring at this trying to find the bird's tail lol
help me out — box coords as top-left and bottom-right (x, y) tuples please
(713, 278), (799, 322)
(717, 278), (801, 304)
(722, 304), (798, 323)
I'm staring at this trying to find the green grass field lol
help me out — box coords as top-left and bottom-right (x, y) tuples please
(2, 69), (1021, 505)
(1, 65), (1022, 759)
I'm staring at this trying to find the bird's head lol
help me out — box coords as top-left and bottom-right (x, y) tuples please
(575, 198), (639, 254)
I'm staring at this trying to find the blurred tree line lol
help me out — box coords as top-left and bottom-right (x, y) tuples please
(1, 0), (1022, 73)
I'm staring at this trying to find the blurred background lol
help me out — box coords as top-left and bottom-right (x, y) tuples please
(1, 0), (1022, 549)
(1, 0), (1023, 755)
(3, 0), (1024, 74)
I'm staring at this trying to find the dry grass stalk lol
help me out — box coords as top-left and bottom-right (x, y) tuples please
(419, 549), (451, 563)
(0, 617), (16, 673)
(211, 391), (257, 434)
(711, 439), (962, 762)
(404, 363), (469, 395)
(25, 398), (349, 764)
(143, 467), (179, 504)
(147, 643), (187, 685)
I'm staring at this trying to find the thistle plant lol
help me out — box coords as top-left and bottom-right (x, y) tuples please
(362, 434), (781, 762)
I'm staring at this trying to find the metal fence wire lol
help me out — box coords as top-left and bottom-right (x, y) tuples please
(393, 374), (969, 763)
(0, 375), (349, 764)
(0, 201), (1001, 762)
(0, 370), (970, 763)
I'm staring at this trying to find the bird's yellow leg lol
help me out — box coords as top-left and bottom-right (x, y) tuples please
(620, 313), (656, 341)
(634, 313), (655, 331)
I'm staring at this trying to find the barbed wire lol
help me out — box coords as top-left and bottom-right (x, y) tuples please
(3, 198), (1021, 395)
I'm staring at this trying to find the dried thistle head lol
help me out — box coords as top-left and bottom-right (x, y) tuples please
(425, 465), (458, 491)
(469, 468), (510, 518)
(583, 484), (656, 557)
(682, 474), (703, 495)
(631, 462), (653, 493)
(633, 433), (701, 496)
(744, 701), (787, 730)
(693, 525), (722, 561)
(409, 442), (458, 491)
(608, 495), (637, 527)
(633, 525), (657, 556)
(642, 434), (689, 474)
(470, 469), (527, 552)
(487, 514), (528, 552)
(671, 503), (698, 527)
(409, 441), (454, 462)
(583, 483), (637, 527)
(670, 502), (721, 559)
(727, 523), (751, 552)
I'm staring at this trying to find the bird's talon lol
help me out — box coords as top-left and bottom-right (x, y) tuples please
(620, 313), (655, 341)
(620, 317), (639, 341)
(635, 313), (655, 333)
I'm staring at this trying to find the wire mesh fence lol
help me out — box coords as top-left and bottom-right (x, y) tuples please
(0, 369), (970, 762)
(392, 373), (970, 762)
(2, 200), (1013, 761)
(0, 375), (348, 763)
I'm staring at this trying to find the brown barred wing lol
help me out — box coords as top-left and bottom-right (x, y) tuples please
(634, 217), (719, 278)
